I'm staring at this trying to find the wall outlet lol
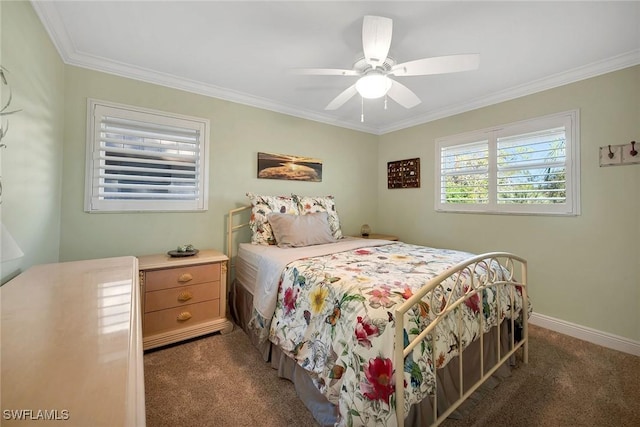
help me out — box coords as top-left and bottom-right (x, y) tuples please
(621, 142), (640, 165)
(599, 145), (622, 166)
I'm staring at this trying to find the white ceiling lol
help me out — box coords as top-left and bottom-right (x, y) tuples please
(32, 1), (640, 135)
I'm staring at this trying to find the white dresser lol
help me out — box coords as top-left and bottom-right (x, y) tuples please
(0, 256), (145, 426)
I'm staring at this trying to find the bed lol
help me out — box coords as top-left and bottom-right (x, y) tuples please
(226, 194), (530, 427)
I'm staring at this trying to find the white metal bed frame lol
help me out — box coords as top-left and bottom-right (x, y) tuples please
(394, 252), (528, 425)
(226, 205), (253, 289)
(226, 205), (529, 427)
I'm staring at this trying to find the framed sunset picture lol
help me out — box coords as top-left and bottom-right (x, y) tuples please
(257, 152), (322, 182)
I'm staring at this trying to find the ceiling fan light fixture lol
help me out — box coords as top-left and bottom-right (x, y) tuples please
(305, 16), (477, 111)
(355, 73), (391, 99)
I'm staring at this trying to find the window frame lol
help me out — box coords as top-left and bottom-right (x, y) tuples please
(434, 110), (580, 216)
(84, 99), (210, 213)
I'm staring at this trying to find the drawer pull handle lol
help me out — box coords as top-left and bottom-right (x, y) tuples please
(177, 311), (192, 321)
(177, 291), (193, 302)
(178, 273), (193, 283)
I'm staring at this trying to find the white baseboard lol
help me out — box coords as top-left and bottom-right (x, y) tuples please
(529, 312), (640, 356)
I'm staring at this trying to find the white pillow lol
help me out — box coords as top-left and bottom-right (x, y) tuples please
(267, 212), (336, 248)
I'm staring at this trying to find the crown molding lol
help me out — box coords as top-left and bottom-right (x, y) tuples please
(31, 1), (77, 63)
(379, 49), (640, 134)
(68, 50), (379, 135)
(30, 2), (379, 135)
(32, 2), (640, 137)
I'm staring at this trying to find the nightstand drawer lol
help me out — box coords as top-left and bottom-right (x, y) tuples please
(144, 263), (220, 292)
(144, 281), (220, 313)
(144, 300), (220, 335)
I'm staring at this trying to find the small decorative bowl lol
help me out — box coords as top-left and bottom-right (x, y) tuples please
(168, 244), (198, 257)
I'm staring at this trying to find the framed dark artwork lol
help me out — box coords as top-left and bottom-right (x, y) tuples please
(257, 152), (322, 182)
(387, 158), (420, 189)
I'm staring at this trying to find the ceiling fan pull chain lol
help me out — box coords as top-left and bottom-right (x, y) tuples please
(384, 96), (388, 110)
(361, 97), (365, 122)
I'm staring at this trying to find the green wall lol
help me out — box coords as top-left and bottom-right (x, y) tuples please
(3, 1), (639, 342)
(378, 66), (640, 342)
(0, 0), (64, 283)
(60, 66), (378, 261)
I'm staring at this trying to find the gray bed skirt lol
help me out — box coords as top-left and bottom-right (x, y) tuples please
(229, 278), (513, 426)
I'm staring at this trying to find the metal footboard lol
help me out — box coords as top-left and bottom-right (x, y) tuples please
(394, 252), (529, 426)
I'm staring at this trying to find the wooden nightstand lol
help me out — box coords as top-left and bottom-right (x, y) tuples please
(138, 249), (233, 350)
(361, 233), (399, 241)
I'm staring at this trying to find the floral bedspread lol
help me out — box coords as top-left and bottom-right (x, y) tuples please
(255, 242), (528, 426)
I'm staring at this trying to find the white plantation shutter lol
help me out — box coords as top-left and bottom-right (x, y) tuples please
(435, 110), (580, 215)
(85, 100), (209, 212)
(497, 127), (566, 204)
(440, 140), (489, 205)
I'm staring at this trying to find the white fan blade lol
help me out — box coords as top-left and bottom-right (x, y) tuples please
(288, 68), (359, 76)
(391, 54), (480, 77)
(362, 16), (393, 68)
(325, 84), (358, 110)
(387, 80), (421, 109)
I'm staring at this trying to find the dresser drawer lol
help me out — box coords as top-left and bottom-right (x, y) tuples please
(144, 262), (220, 292)
(143, 300), (220, 335)
(145, 281), (220, 313)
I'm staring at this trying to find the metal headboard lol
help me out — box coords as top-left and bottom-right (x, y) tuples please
(226, 205), (252, 287)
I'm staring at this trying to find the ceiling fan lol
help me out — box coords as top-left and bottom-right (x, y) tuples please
(291, 16), (479, 112)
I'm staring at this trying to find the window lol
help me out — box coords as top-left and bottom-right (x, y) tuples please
(435, 110), (580, 215)
(85, 99), (209, 212)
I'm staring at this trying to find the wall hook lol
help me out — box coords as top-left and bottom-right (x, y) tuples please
(630, 141), (637, 157)
(608, 145), (614, 159)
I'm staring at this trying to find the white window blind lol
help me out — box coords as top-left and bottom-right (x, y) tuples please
(435, 110), (580, 215)
(85, 100), (209, 212)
